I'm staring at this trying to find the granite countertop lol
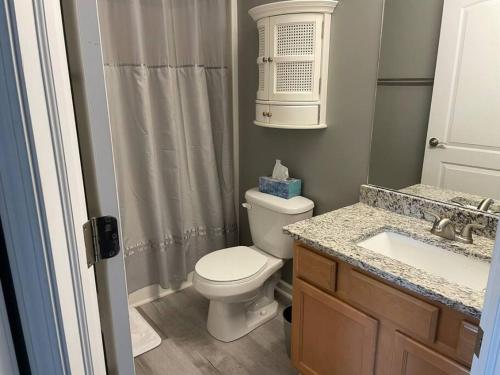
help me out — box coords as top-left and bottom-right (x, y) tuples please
(401, 184), (500, 214)
(284, 203), (494, 320)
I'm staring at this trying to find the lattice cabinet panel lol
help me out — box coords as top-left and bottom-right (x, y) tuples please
(269, 14), (323, 102)
(276, 22), (315, 56)
(275, 61), (314, 92)
(249, 1), (338, 129)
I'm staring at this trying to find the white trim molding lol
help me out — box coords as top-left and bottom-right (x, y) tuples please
(0, 0), (106, 373)
(128, 273), (194, 307)
(275, 279), (293, 303)
(249, 0), (338, 21)
(231, 0), (240, 238)
(0, 281), (19, 375)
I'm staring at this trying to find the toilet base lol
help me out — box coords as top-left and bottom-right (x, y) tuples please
(206, 272), (281, 342)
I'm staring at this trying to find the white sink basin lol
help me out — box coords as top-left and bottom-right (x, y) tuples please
(357, 231), (490, 291)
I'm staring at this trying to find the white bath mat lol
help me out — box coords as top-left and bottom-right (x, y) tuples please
(129, 307), (161, 357)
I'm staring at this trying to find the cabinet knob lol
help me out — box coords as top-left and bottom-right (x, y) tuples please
(262, 57), (268, 63)
(268, 57), (273, 62)
(262, 111), (267, 117)
(268, 112), (272, 117)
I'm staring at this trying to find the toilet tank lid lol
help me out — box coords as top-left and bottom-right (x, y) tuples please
(245, 188), (314, 214)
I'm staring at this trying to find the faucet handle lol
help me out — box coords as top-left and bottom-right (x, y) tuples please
(457, 223), (485, 244)
(423, 210), (441, 223)
(477, 198), (494, 211)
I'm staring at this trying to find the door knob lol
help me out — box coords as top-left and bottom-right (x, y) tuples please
(429, 137), (445, 148)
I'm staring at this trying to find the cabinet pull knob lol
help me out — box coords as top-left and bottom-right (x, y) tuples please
(262, 111), (267, 117)
(268, 112), (272, 117)
(262, 57), (268, 63)
(268, 57), (273, 62)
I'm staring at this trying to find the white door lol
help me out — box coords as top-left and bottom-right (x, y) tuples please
(421, 0), (500, 199)
(268, 13), (323, 102)
(257, 17), (270, 101)
(471, 221), (500, 375)
(0, 0), (131, 373)
(65, 0), (135, 374)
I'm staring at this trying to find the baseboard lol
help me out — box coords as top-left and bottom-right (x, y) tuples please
(128, 272), (194, 307)
(129, 272), (292, 307)
(275, 279), (293, 303)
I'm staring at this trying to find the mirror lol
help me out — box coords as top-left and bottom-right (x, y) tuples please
(368, 0), (500, 215)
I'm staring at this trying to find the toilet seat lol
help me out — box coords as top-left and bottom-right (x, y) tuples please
(195, 246), (267, 282)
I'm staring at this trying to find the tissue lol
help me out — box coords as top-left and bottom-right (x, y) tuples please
(272, 159), (289, 180)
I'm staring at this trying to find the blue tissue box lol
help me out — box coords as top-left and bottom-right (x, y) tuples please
(259, 176), (302, 199)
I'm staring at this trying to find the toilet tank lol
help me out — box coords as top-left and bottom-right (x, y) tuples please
(244, 188), (314, 259)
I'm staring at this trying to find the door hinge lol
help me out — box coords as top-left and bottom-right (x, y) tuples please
(83, 216), (120, 267)
(474, 325), (484, 358)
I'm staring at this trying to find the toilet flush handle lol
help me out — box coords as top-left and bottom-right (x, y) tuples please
(242, 203), (252, 210)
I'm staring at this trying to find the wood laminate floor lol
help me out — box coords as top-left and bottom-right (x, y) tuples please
(134, 287), (298, 375)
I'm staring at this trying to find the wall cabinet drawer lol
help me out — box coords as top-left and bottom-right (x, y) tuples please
(256, 103), (269, 123)
(295, 246), (337, 292)
(348, 270), (439, 342)
(268, 104), (319, 126)
(391, 332), (469, 375)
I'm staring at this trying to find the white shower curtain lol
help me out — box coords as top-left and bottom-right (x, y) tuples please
(97, 0), (237, 292)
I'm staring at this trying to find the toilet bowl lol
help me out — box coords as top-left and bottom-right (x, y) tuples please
(194, 188), (314, 342)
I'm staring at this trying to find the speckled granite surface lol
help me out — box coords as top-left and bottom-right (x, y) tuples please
(401, 184), (500, 214)
(360, 184), (498, 239)
(284, 203), (494, 320)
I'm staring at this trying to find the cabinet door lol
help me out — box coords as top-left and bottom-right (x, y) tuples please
(391, 332), (469, 375)
(268, 14), (323, 102)
(256, 17), (270, 100)
(292, 279), (378, 375)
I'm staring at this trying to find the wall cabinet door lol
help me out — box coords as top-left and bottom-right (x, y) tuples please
(268, 14), (323, 102)
(292, 279), (378, 375)
(391, 332), (469, 375)
(256, 17), (270, 100)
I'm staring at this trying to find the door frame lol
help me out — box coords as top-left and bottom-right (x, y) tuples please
(471, 220), (500, 374)
(0, 0), (109, 373)
(0, 280), (19, 375)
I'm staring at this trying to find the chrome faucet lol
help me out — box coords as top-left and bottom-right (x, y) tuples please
(424, 211), (485, 244)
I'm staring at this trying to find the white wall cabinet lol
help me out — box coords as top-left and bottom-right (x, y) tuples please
(249, 0), (338, 129)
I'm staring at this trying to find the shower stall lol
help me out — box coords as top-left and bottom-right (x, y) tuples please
(98, 0), (238, 293)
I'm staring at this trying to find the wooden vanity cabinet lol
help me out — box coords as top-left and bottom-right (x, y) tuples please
(291, 243), (478, 375)
(292, 279), (378, 375)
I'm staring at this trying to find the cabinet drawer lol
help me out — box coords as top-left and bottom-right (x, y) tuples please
(256, 103), (269, 123)
(348, 270), (439, 342)
(268, 104), (319, 126)
(295, 246), (337, 292)
(456, 321), (478, 365)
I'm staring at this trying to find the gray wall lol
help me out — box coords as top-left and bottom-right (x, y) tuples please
(369, 0), (443, 189)
(238, 0), (384, 282)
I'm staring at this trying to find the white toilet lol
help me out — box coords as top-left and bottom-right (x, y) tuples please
(193, 188), (314, 342)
